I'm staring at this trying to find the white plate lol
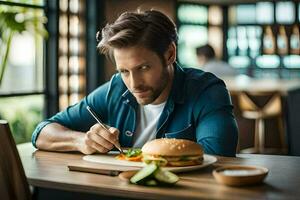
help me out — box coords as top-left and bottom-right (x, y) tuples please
(83, 153), (217, 173)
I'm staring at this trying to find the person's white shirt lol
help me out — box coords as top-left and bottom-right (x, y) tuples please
(202, 59), (237, 78)
(132, 101), (166, 148)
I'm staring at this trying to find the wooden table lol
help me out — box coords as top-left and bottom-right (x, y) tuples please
(18, 143), (300, 200)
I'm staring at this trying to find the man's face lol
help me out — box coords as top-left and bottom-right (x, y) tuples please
(114, 46), (172, 105)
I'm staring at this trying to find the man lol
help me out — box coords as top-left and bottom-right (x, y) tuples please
(196, 44), (237, 78)
(32, 10), (238, 156)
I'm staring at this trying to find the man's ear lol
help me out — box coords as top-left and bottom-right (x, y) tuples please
(164, 42), (176, 65)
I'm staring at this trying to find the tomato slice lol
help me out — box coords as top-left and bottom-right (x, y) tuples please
(115, 154), (126, 160)
(115, 154), (142, 162)
(125, 155), (142, 162)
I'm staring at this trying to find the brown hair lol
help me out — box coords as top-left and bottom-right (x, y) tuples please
(96, 10), (178, 63)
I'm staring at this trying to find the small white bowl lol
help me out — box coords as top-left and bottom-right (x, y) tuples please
(213, 165), (269, 186)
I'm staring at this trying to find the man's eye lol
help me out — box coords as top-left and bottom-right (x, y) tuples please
(119, 70), (129, 75)
(140, 65), (149, 70)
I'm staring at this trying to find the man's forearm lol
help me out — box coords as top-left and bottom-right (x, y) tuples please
(36, 123), (85, 152)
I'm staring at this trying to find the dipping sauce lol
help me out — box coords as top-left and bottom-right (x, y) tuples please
(221, 169), (263, 176)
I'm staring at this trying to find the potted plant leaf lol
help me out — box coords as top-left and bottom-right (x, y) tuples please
(0, 5), (48, 86)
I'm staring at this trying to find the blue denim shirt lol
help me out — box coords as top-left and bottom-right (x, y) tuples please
(32, 64), (238, 156)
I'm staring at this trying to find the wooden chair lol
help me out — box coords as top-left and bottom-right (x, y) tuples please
(0, 120), (31, 200)
(238, 91), (287, 154)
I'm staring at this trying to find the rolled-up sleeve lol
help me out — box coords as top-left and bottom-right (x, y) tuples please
(31, 120), (52, 148)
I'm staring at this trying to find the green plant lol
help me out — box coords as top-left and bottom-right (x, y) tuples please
(0, 95), (43, 144)
(0, 5), (48, 85)
(10, 105), (42, 144)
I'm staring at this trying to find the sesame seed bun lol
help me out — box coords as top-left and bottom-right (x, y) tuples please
(141, 138), (203, 167)
(142, 138), (203, 156)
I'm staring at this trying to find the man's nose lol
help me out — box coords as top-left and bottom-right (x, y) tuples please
(129, 73), (142, 90)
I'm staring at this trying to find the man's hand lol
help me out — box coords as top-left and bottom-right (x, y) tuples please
(79, 124), (120, 154)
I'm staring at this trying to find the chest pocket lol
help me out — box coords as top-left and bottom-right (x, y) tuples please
(164, 124), (195, 141)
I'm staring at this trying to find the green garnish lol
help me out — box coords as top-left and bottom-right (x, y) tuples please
(180, 156), (190, 161)
(125, 148), (142, 158)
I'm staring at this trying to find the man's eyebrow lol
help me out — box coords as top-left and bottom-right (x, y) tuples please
(117, 62), (149, 71)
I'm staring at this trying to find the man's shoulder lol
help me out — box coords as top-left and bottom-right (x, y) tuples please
(174, 66), (227, 103)
(181, 67), (224, 90)
(179, 67), (232, 113)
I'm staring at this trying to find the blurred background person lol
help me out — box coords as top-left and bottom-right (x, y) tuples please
(196, 44), (237, 78)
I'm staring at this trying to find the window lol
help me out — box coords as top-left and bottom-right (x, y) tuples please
(177, 3), (223, 68)
(0, 0), (46, 143)
(58, 0), (86, 110)
(177, 1), (300, 78)
(227, 1), (300, 78)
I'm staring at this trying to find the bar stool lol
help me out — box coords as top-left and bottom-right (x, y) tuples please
(238, 91), (287, 154)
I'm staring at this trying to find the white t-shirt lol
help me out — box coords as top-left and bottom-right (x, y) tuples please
(132, 102), (166, 148)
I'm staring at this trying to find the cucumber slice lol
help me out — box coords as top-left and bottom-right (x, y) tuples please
(130, 163), (158, 184)
(154, 168), (179, 184)
(144, 179), (158, 186)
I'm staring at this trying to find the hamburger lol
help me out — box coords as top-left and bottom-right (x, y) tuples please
(141, 138), (203, 167)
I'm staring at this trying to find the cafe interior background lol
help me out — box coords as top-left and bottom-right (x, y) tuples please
(0, 0), (299, 156)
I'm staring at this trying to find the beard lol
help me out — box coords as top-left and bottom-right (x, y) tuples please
(133, 65), (170, 105)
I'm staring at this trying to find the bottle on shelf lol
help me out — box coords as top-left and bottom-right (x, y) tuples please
(263, 26), (276, 54)
(277, 26), (288, 55)
(227, 27), (238, 56)
(237, 26), (248, 56)
(290, 25), (300, 55)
